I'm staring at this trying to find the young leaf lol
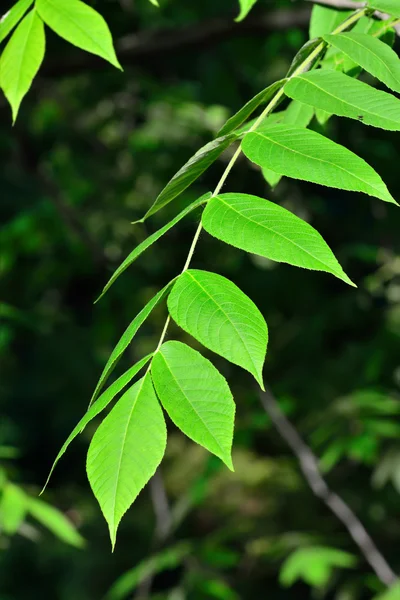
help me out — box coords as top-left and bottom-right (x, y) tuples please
(309, 4), (352, 39)
(96, 193), (211, 302)
(242, 125), (395, 204)
(0, 0), (33, 43)
(235, 0), (258, 22)
(368, 0), (400, 18)
(41, 354), (152, 493)
(284, 70), (400, 132)
(323, 33), (400, 94)
(151, 341), (235, 470)
(286, 38), (324, 77)
(87, 374), (167, 548)
(202, 193), (354, 286)
(36, 0), (121, 69)
(90, 281), (174, 406)
(28, 497), (85, 548)
(143, 133), (237, 220)
(217, 80), (287, 137)
(0, 9), (45, 122)
(167, 270), (268, 388)
(0, 484), (27, 534)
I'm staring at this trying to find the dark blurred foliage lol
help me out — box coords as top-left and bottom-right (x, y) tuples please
(1, 0), (400, 598)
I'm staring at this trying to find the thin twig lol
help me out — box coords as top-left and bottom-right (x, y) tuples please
(258, 388), (398, 588)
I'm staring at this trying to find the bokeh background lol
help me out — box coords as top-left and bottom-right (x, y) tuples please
(1, 0), (400, 598)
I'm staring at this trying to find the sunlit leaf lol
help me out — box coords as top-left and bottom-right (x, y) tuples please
(0, 0), (33, 43)
(368, 0), (400, 18)
(309, 4), (352, 39)
(0, 484), (27, 534)
(152, 341), (235, 469)
(235, 0), (258, 22)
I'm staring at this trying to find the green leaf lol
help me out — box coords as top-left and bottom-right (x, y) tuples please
(167, 270), (268, 388)
(202, 193), (354, 286)
(90, 281), (174, 406)
(374, 583), (400, 600)
(280, 547), (356, 589)
(41, 354), (152, 493)
(287, 38), (324, 77)
(36, 0), (121, 69)
(143, 134), (237, 220)
(261, 167), (282, 189)
(0, 9), (45, 122)
(323, 33), (400, 94)
(87, 373), (167, 548)
(151, 341), (235, 470)
(0, 0), (33, 43)
(0, 483), (27, 534)
(217, 80), (287, 137)
(284, 70), (400, 131)
(28, 497), (85, 548)
(148, 0), (160, 5)
(96, 194), (211, 302)
(368, 0), (400, 18)
(242, 124), (395, 204)
(309, 4), (352, 39)
(235, 0), (258, 22)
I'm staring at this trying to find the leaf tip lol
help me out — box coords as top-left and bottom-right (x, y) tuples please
(131, 218), (145, 225)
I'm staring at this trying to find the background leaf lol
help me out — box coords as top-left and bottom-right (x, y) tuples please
(28, 497), (85, 548)
(0, 9), (45, 122)
(235, 0), (258, 23)
(242, 125), (395, 204)
(151, 341), (235, 469)
(202, 193), (354, 285)
(0, 483), (27, 534)
(167, 270), (268, 388)
(36, 0), (121, 69)
(368, 0), (400, 18)
(0, 0), (33, 43)
(309, 4), (352, 39)
(87, 374), (167, 548)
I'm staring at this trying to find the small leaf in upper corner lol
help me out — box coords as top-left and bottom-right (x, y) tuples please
(0, 9), (45, 122)
(203, 193), (355, 286)
(168, 270), (268, 388)
(242, 124), (396, 204)
(367, 0), (400, 19)
(235, 0), (258, 22)
(152, 341), (235, 470)
(0, 0), (33, 43)
(284, 70), (400, 132)
(36, 0), (121, 69)
(87, 374), (167, 549)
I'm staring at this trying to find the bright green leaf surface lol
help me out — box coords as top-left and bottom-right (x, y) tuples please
(152, 341), (235, 469)
(36, 0), (121, 69)
(87, 374), (167, 548)
(309, 4), (352, 39)
(203, 193), (354, 286)
(143, 134), (237, 220)
(368, 0), (400, 18)
(375, 583), (400, 600)
(42, 354), (152, 493)
(217, 80), (286, 137)
(235, 0), (258, 22)
(0, 484), (27, 534)
(324, 33), (400, 93)
(90, 281), (174, 405)
(242, 124), (395, 204)
(0, 0), (33, 43)
(97, 193), (211, 302)
(28, 497), (85, 547)
(0, 9), (45, 122)
(280, 547), (356, 588)
(284, 70), (400, 131)
(167, 270), (268, 388)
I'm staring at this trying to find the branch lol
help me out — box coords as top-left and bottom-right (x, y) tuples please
(258, 388), (398, 588)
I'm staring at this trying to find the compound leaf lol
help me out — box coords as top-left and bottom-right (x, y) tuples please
(203, 193), (354, 285)
(36, 0), (121, 69)
(324, 33), (400, 93)
(152, 341), (235, 469)
(284, 70), (400, 131)
(0, 0), (33, 43)
(0, 9), (45, 122)
(242, 124), (395, 204)
(87, 374), (167, 548)
(167, 270), (268, 388)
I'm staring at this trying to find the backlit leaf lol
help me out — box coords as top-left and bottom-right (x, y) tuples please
(28, 497), (85, 547)
(242, 124), (395, 204)
(151, 341), (235, 469)
(202, 193), (354, 285)
(0, 0), (33, 43)
(36, 0), (121, 69)
(168, 270), (268, 388)
(284, 70), (400, 131)
(0, 9), (45, 122)
(235, 0), (258, 22)
(87, 374), (167, 548)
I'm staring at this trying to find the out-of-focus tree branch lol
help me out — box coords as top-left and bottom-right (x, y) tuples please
(258, 387), (398, 588)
